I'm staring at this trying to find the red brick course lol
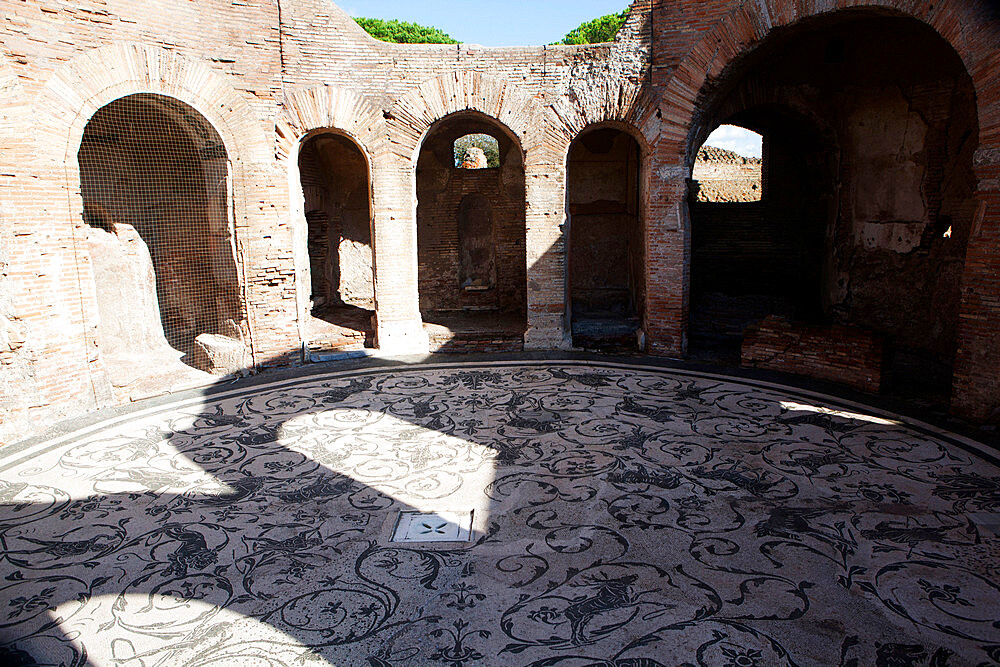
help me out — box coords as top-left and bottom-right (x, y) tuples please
(742, 317), (884, 394)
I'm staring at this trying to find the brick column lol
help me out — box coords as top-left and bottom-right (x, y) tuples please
(371, 155), (429, 355)
(523, 156), (571, 350)
(643, 156), (688, 357)
(952, 146), (1000, 421)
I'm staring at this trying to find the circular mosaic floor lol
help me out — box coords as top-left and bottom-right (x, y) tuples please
(1, 361), (999, 666)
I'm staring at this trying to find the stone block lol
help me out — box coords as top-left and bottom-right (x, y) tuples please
(194, 332), (250, 376)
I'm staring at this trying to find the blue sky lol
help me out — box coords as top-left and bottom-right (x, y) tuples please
(704, 125), (762, 158)
(339, 0), (630, 47)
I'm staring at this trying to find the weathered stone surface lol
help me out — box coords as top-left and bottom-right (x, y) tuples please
(87, 224), (177, 362)
(84, 224), (216, 400)
(194, 330), (249, 376)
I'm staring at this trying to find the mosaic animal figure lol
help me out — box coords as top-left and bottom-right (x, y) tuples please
(200, 476), (264, 506)
(320, 377), (374, 403)
(564, 574), (640, 646)
(17, 534), (116, 559)
(608, 466), (682, 490)
(275, 474), (355, 504)
(754, 506), (840, 540)
(617, 396), (674, 423)
(694, 462), (782, 497)
(547, 367), (615, 387)
(859, 518), (978, 554)
(161, 524), (217, 576)
(500, 392), (561, 433)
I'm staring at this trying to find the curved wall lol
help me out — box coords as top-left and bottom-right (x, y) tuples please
(2, 0), (998, 444)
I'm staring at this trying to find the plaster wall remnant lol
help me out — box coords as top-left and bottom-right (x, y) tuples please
(1, 0), (1000, 444)
(846, 87), (929, 228)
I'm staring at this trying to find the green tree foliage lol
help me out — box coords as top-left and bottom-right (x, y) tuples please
(354, 17), (458, 44)
(558, 10), (628, 45)
(454, 134), (500, 169)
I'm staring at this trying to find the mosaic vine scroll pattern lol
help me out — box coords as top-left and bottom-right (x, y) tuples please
(1, 362), (998, 665)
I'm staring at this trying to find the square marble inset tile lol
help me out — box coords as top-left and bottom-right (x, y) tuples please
(391, 510), (474, 543)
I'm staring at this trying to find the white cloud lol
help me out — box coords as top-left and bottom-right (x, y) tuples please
(704, 125), (762, 158)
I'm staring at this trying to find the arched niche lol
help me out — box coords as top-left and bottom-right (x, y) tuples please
(566, 126), (645, 350)
(297, 131), (375, 356)
(79, 93), (245, 380)
(415, 111), (527, 352)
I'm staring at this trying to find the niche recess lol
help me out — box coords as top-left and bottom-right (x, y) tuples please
(297, 132), (375, 355)
(567, 126), (644, 350)
(416, 112), (527, 352)
(79, 93), (244, 383)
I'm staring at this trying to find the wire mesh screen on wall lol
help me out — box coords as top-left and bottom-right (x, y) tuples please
(78, 93), (243, 370)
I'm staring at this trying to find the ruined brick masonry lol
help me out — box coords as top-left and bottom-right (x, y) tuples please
(1, 0), (999, 443)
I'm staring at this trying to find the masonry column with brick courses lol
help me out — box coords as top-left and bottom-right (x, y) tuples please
(643, 158), (688, 357)
(372, 154), (429, 354)
(953, 146), (1000, 422)
(524, 153), (571, 350)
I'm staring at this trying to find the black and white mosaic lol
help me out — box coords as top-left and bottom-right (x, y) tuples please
(1, 361), (999, 665)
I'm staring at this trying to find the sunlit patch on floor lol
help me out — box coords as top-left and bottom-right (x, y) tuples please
(1, 361), (998, 665)
(392, 510), (474, 543)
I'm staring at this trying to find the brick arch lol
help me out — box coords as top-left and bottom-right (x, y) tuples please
(658, 1), (996, 168)
(652, 0), (1000, 421)
(564, 120), (653, 347)
(550, 83), (658, 151)
(278, 84), (389, 164)
(567, 119), (652, 160)
(30, 42), (274, 375)
(388, 70), (551, 164)
(690, 82), (839, 166)
(278, 85), (387, 343)
(376, 72), (570, 352)
(34, 42), (270, 168)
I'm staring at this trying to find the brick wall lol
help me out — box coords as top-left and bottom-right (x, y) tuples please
(2, 0), (1000, 444)
(742, 316), (884, 394)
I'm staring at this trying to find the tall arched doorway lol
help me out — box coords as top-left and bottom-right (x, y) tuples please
(688, 12), (978, 404)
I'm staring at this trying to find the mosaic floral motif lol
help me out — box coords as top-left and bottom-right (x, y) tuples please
(0, 361), (998, 665)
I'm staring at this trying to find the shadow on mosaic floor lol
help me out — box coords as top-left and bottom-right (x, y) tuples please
(2, 362), (1000, 665)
